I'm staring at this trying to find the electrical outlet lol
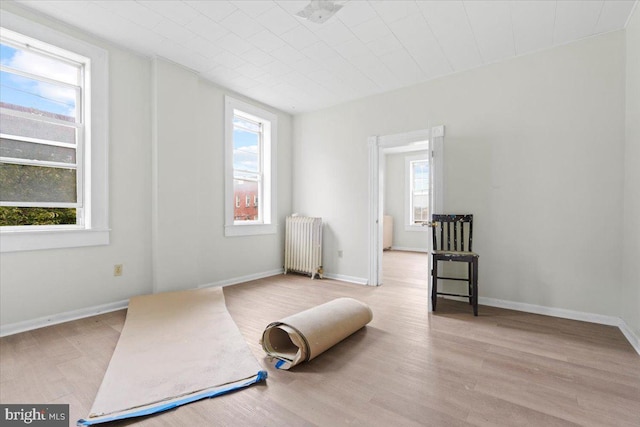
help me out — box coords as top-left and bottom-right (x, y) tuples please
(114, 264), (123, 276)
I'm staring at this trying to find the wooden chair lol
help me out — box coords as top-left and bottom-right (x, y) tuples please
(430, 214), (479, 316)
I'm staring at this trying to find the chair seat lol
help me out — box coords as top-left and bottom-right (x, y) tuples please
(433, 250), (478, 257)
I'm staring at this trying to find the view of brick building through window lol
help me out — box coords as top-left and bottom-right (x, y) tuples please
(234, 180), (258, 221)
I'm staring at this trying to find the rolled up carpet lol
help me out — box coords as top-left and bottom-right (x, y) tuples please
(261, 297), (373, 370)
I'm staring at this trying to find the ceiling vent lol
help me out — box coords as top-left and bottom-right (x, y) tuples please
(295, 0), (343, 24)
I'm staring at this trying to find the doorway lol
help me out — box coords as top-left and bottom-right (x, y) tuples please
(367, 127), (444, 310)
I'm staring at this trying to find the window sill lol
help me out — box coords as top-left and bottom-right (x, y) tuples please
(0, 228), (110, 253)
(225, 223), (276, 237)
(405, 225), (429, 232)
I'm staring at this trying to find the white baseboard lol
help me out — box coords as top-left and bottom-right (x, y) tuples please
(390, 246), (429, 253)
(480, 297), (640, 356)
(618, 320), (640, 355)
(0, 299), (128, 338)
(198, 269), (284, 289)
(322, 272), (369, 285)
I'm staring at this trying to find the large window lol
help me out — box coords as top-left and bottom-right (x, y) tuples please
(1, 31), (85, 227)
(0, 12), (108, 252)
(224, 96), (277, 236)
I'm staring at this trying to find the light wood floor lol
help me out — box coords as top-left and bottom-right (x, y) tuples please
(1, 250), (639, 426)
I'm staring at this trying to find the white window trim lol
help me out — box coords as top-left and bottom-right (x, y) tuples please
(405, 153), (429, 232)
(0, 11), (109, 253)
(224, 96), (277, 237)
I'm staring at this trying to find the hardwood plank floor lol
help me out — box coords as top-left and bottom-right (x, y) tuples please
(1, 250), (638, 426)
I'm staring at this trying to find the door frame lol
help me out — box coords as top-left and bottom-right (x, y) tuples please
(367, 126), (444, 308)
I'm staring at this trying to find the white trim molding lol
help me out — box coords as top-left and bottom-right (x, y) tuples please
(198, 269), (284, 288)
(0, 299), (128, 337)
(480, 297), (640, 356)
(323, 272), (369, 286)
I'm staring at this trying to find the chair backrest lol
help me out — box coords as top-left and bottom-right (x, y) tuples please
(431, 214), (473, 252)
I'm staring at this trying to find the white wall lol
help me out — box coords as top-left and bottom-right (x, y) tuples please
(294, 30), (627, 318)
(384, 151), (429, 251)
(0, 4), (293, 328)
(151, 58), (292, 293)
(622, 6), (640, 340)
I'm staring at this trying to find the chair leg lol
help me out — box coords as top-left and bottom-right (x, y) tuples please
(431, 258), (438, 311)
(468, 262), (473, 305)
(472, 257), (478, 316)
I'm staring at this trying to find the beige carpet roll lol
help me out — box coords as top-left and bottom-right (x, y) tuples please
(261, 298), (373, 370)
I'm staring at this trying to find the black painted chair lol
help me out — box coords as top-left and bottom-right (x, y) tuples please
(430, 214), (479, 316)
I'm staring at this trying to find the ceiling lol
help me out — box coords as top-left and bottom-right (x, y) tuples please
(11, 0), (638, 114)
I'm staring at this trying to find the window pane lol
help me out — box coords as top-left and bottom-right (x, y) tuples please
(1, 138), (76, 164)
(0, 110), (76, 143)
(413, 194), (429, 223)
(0, 43), (80, 85)
(0, 163), (76, 203)
(0, 206), (76, 226)
(233, 116), (260, 132)
(233, 128), (259, 172)
(0, 71), (77, 121)
(233, 179), (259, 221)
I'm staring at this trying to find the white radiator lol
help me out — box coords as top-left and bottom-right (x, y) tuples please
(284, 216), (323, 279)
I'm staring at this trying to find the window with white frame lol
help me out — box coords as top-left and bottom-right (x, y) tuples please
(405, 152), (430, 230)
(0, 12), (108, 252)
(224, 96), (276, 236)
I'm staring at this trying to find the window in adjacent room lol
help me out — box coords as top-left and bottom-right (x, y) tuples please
(405, 152), (430, 230)
(0, 13), (108, 252)
(224, 96), (277, 236)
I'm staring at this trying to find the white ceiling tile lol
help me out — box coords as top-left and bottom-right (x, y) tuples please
(337, 0), (378, 27)
(188, 36), (226, 59)
(311, 20), (356, 46)
(370, 0), (422, 24)
(243, 48), (276, 67)
(410, 50), (454, 80)
(235, 62), (266, 79)
(290, 57), (324, 74)
(387, 14), (453, 74)
(246, 30), (287, 52)
(554, 0), (604, 45)
(95, 0), (164, 30)
(280, 25), (321, 50)
(463, 0), (515, 64)
(379, 48), (424, 85)
(138, 0), (200, 26)
(270, 44), (307, 64)
(366, 33), (403, 57)
(213, 50), (246, 69)
(302, 41), (340, 61)
(188, 15), (229, 42)
(184, 1), (237, 22)
(418, 1), (482, 71)
(232, 0), (277, 18)
(256, 5), (300, 35)
(306, 68), (337, 84)
(273, 0), (308, 15)
(510, 0), (555, 55)
(333, 38), (372, 61)
(263, 60), (293, 76)
(219, 9), (264, 39)
(350, 16), (392, 44)
(152, 17), (197, 45)
(217, 32), (254, 55)
(595, 0), (636, 34)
